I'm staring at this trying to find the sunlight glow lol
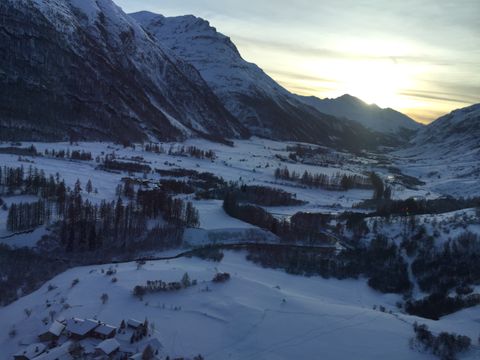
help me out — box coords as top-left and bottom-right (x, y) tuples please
(335, 60), (411, 108)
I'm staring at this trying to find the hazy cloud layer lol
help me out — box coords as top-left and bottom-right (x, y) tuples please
(117, 0), (480, 123)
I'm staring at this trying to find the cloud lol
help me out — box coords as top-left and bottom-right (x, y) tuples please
(264, 69), (338, 84)
(234, 35), (479, 67)
(117, 0), (480, 121)
(399, 90), (477, 105)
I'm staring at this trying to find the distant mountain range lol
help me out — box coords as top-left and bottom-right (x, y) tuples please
(298, 94), (422, 134)
(1, 0), (465, 151)
(132, 11), (418, 147)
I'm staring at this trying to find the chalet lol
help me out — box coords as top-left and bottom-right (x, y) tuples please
(93, 323), (117, 340)
(129, 353), (160, 360)
(127, 338), (163, 360)
(13, 343), (46, 360)
(127, 319), (143, 330)
(33, 341), (73, 360)
(65, 318), (99, 339)
(95, 338), (120, 358)
(38, 321), (65, 342)
(141, 338), (162, 354)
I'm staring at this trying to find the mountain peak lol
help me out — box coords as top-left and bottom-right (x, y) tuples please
(299, 94), (422, 135)
(131, 11), (390, 149)
(337, 94), (364, 104)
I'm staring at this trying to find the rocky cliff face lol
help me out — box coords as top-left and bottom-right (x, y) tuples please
(0, 0), (248, 142)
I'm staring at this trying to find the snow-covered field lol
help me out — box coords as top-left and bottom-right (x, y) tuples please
(1, 137), (479, 359)
(3, 251), (479, 360)
(2, 137), (470, 246)
(0, 138), (377, 248)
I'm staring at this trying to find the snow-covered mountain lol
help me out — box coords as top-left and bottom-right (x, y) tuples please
(132, 11), (392, 149)
(0, 0), (248, 142)
(299, 94), (423, 135)
(404, 103), (480, 156)
(393, 103), (480, 197)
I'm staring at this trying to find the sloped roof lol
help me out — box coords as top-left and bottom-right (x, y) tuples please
(14, 343), (46, 359)
(65, 318), (99, 336)
(129, 353), (160, 360)
(140, 338), (162, 352)
(94, 323), (117, 336)
(96, 338), (120, 355)
(33, 341), (73, 360)
(127, 319), (142, 328)
(41, 320), (65, 337)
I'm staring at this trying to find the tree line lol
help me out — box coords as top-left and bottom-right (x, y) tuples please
(0, 165), (66, 198)
(2, 165), (200, 253)
(144, 143), (216, 160)
(6, 200), (51, 232)
(43, 148), (93, 161)
(274, 167), (373, 191)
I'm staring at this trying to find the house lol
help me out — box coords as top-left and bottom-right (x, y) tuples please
(33, 341), (73, 360)
(127, 319), (143, 330)
(140, 338), (162, 354)
(92, 323), (117, 340)
(65, 318), (99, 339)
(128, 353), (160, 360)
(38, 321), (66, 342)
(13, 343), (46, 360)
(128, 338), (163, 360)
(95, 338), (120, 358)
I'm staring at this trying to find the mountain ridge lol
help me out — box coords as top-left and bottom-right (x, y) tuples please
(298, 93), (423, 135)
(132, 11), (421, 138)
(132, 10), (401, 150)
(405, 103), (480, 156)
(0, 0), (248, 142)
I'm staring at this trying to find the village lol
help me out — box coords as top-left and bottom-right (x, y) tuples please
(13, 317), (164, 360)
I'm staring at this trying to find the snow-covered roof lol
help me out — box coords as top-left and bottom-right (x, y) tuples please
(41, 320), (65, 337)
(93, 323), (117, 336)
(129, 354), (143, 360)
(129, 353), (160, 360)
(14, 343), (46, 359)
(33, 341), (73, 360)
(127, 319), (142, 328)
(65, 318), (99, 336)
(140, 338), (162, 352)
(96, 338), (120, 355)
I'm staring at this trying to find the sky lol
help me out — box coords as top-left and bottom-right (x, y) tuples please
(116, 0), (480, 124)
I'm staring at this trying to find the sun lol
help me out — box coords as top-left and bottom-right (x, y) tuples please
(338, 59), (410, 109)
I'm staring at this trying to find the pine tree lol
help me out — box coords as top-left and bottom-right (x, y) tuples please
(86, 179), (93, 194)
(6, 203), (16, 232)
(74, 179), (81, 195)
(142, 345), (154, 360)
(185, 202), (199, 227)
(181, 272), (191, 288)
(88, 226), (97, 251)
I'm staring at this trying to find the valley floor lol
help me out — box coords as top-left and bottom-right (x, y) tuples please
(4, 251), (480, 360)
(0, 137), (479, 359)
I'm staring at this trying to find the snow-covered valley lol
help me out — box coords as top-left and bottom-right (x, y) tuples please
(2, 251), (480, 360)
(0, 136), (479, 359)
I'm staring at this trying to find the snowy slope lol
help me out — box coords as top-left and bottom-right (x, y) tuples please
(131, 11), (393, 150)
(408, 103), (480, 155)
(393, 103), (480, 197)
(300, 94), (423, 135)
(3, 251), (476, 360)
(0, 0), (248, 142)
